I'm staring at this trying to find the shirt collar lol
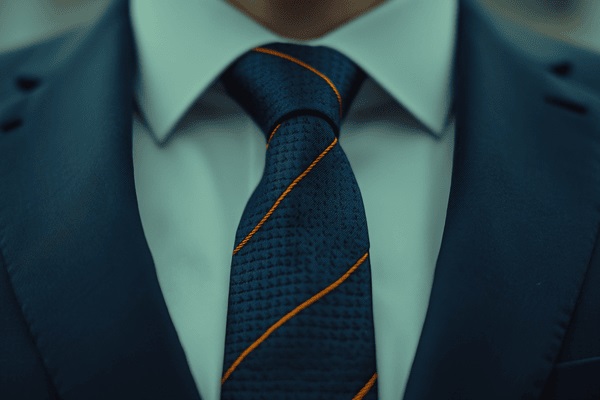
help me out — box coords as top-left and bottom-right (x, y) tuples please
(131, 0), (457, 143)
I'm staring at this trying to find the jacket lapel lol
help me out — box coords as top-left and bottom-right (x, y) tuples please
(404, 1), (600, 399)
(0, 2), (200, 399)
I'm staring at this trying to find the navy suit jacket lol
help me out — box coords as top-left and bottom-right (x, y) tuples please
(1, 0), (599, 399)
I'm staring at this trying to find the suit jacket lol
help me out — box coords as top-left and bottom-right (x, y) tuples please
(0, 0), (599, 399)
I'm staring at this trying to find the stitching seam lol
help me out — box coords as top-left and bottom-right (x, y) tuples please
(0, 233), (61, 398)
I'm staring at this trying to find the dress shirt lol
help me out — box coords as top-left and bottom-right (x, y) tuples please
(131, 1), (456, 399)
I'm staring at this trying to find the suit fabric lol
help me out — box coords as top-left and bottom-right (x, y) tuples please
(0, 0), (599, 398)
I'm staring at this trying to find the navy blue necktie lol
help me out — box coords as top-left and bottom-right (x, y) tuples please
(220, 43), (378, 399)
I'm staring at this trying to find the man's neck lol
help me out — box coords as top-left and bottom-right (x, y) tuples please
(226, 0), (385, 40)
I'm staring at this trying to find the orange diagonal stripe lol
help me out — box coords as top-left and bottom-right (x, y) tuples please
(265, 123), (281, 149)
(253, 46), (343, 118)
(232, 137), (338, 255)
(352, 373), (378, 400)
(221, 252), (370, 384)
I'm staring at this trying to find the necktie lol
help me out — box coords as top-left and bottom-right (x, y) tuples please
(220, 43), (378, 400)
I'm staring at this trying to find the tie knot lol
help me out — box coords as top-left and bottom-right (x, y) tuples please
(221, 42), (366, 137)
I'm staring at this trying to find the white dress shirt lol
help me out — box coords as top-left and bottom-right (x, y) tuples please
(131, 1), (457, 399)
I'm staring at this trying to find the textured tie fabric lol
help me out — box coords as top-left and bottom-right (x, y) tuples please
(220, 43), (378, 400)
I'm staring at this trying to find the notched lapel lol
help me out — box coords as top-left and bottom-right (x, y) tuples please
(0, 2), (200, 399)
(405, 1), (600, 399)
